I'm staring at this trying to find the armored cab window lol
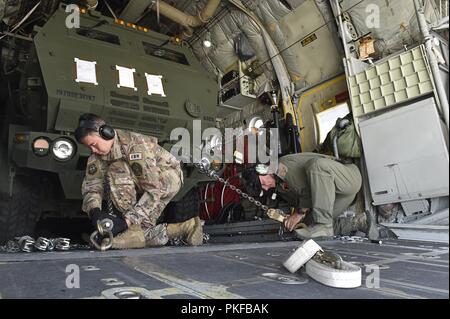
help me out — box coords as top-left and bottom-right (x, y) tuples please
(142, 41), (189, 65)
(145, 73), (166, 97)
(76, 27), (121, 46)
(116, 66), (137, 91)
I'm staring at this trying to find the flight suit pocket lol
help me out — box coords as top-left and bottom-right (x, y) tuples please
(113, 176), (134, 185)
(111, 174), (135, 193)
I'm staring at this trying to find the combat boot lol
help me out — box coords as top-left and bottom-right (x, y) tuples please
(294, 223), (334, 240)
(105, 224), (145, 249)
(167, 216), (203, 246)
(334, 211), (380, 240)
(353, 211), (379, 240)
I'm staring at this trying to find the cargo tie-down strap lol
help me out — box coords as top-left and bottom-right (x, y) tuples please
(283, 239), (362, 288)
(266, 209), (362, 288)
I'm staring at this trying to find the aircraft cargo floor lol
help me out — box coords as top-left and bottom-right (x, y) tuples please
(0, 239), (448, 299)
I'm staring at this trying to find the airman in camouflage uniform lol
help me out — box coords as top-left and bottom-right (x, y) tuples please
(76, 113), (203, 249)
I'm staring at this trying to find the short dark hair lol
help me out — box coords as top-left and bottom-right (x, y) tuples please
(240, 167), (262, 197)
(74, 113), (105, 143)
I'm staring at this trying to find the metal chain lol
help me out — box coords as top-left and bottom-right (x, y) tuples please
(189, 155), (298, 242)
(0, 240), (20, 253)
(0, 236), (76, 253)
(190, 155), (270, 212)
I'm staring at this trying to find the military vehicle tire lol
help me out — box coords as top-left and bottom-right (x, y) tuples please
(162, 188), (199, 224)
(0, 176), (41, 244)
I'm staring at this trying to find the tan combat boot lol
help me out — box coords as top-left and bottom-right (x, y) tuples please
(167, 217), (203, 246)
(105, 224), (146, 249)
(353, 211), (379, 240)
(294, 223), (334, 240)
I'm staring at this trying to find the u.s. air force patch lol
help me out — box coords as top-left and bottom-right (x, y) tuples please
(88, 163), (97, 175)
(131, 162), (143, 177)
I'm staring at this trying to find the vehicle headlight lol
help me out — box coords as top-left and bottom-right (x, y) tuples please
(52, 138), (75, 161)
(200, 135), (223, 171)
(32, 137), (51, 157)
(209, 135), (222, 151)
(203, 135), (222, 161)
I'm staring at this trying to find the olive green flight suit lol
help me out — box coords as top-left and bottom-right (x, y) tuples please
(275, 153), (362, 228)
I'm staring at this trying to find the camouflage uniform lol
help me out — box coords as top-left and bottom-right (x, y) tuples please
(81, 129), (183, 246)
(275, 152), (362, 232)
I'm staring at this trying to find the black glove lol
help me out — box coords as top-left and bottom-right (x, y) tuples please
(89, 208), (128, 236)
(89, 208), (110, 228)
(110, 216), (128, 236)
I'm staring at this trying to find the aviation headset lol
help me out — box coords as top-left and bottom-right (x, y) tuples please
(239, 164), (268, 198)
(255, 164), (270, 175)
(240, 163), (279, 199)
(78, 117), (116, 141)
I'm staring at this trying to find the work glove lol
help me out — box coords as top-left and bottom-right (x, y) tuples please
(89, 208), (110, 228)
(89, 208), (128, 236)
(89, 208), (110, 229)
(110, 217), (128, 236)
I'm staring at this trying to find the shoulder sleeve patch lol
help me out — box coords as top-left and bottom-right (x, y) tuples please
(131, 162), (143, 177)
(87, 163), (98, 175)
(277, 163), (288, 179)
(85, 155), (105, 180)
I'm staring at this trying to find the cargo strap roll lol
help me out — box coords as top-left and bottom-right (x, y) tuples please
(305, 251), (362, 288)
(283, 239), (361, 288)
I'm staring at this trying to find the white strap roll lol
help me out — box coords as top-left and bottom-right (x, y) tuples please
(305, 259), (362, 288)
(283, 239), (322, 273)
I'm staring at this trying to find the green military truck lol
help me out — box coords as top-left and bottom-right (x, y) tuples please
(0, 4), (218, 243)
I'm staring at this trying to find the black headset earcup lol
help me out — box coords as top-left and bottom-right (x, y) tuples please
(99, 125), (115, 140)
